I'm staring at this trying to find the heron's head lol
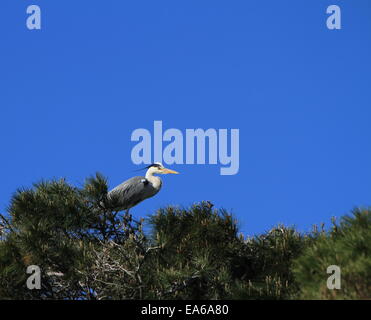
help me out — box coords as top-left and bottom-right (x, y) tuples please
(146, 162), (179, 175)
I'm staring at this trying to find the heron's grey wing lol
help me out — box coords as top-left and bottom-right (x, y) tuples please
(106, 176), (148, 210)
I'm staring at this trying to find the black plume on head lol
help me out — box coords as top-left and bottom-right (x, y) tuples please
(148, 163), (162, 168)
(133, 163), (161, 172)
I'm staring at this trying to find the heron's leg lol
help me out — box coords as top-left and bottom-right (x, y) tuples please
(124, 209), (132, 223)
(127, 209), (133, 222)
(122, 209), (134, 237)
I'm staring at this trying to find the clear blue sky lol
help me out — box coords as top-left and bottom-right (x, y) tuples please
(1, 1), (371, 235)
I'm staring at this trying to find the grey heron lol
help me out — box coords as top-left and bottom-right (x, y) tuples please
(104, 162), (179, 213)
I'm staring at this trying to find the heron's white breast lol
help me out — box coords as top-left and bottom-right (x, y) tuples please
(148, 176), (162, 191)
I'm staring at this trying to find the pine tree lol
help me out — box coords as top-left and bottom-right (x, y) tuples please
(293, 208), (371, 299)
(0, 174), (150, 299)
(1, 174), (370, 299)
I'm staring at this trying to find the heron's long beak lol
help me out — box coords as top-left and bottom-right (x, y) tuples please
(161, 168), (179, 174)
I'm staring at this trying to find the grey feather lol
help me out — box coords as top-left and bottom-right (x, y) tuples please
(105, 176), (161, 211)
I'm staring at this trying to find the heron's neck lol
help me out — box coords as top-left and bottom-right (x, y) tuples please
(145, 172), (162, 189)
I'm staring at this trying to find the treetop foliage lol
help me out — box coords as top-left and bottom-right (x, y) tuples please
(0, 174), (370, 299)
